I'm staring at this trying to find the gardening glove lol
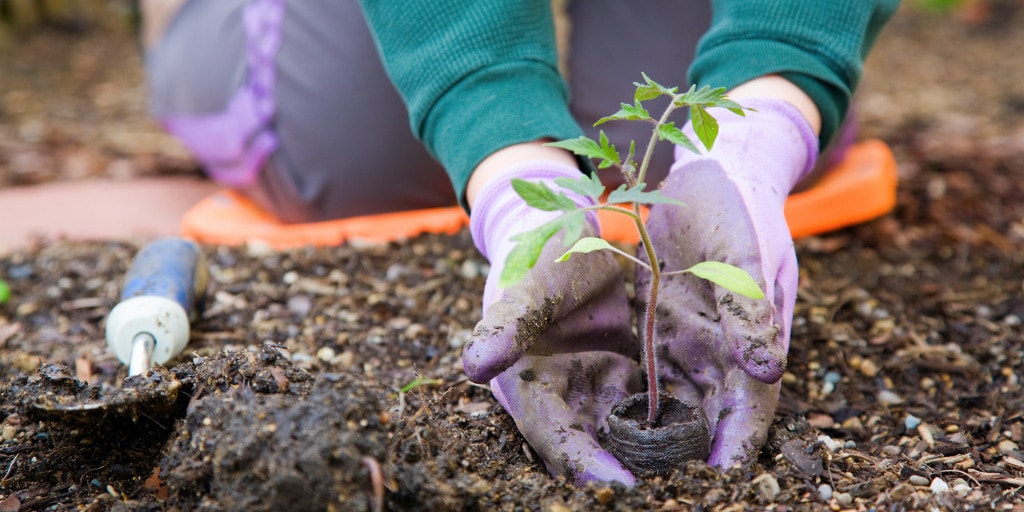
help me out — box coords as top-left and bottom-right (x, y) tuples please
(638, 98), (818, 468)
(465, 161), (641, 486)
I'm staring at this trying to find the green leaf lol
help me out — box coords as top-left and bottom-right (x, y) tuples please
(596, 131), (621, 168)
(690, 105), (719, 151)
(716, 98), (748, 117)
(595, 100), (651, 126)
(674, 85), (748, 116)
(606, 184), (684, 207)
(554, 173), (606, 201)
(500, 222), (561, 288)
(633, 72), (678, 102)
(500, 211), (587, 288)
(546, 133), (619, 168)
(511, 178), (577, 212)
(656, 122), (700, 155)
(686, 261), (765, 300)
(400, 377), (442, 394)
(545, 136), (605, 161)
(675, 84), (726, 107)
(555, 237), (615, 262)
(0, 278), (9, 304)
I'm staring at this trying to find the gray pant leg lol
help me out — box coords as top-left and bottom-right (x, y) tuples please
(145, 0), (247, 118)
(567, 1), (711, 187)
(270, 1), (454, 221)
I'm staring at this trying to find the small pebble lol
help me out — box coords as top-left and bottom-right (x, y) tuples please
(245, 240), (274, 257)
(824, 371), (841, 384)
(908, 475), (930, 486)
(459, 259), (482, 280)
(859, 359), (880, 378)
(844, 440), (857, 449)
(929, 477), (950, 493)
(282, 270), (299, 285)
(754, 473), (780, 501)
(835, 492), (853, 507)
(877, 389), (903, 405)
(808, 412), (835, 429)
(818, 483), (833, 501)
(998, 439), (1019, 454)
(951, 478), (971, 497)
(594, 487), (614, 506)
(316, 346), (335, 363)
(818, 434), (843, 452)
(1, 424), (17, 441)
(904, 414), (921, 431)
(335, 350), (355, 367)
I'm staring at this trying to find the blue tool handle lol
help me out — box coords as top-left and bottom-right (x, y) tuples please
(121, 238), (206, 318)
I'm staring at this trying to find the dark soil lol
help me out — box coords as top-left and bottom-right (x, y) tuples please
(2, 3), (1024, 511)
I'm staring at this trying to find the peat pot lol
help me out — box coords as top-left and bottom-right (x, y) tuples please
(606, 392), (711, 477)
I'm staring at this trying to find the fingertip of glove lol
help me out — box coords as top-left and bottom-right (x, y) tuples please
(739, 348), (787, 384)
(462, 338), (514, 383)
(573, 452), (637, 487)
(462, 347), (497, 384)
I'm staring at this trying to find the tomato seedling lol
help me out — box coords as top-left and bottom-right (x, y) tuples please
(501, 74), (764, 424)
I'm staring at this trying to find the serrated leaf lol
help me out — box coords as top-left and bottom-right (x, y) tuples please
(555, 237), (615, 262)
(674, 84), (727, 107)
(500, 221), (561, 288)
(686, 261), (765, 300)
(554, 173), (606, 201)
(545, 136), (606, 162)
(656, 122), (700, 155)
(633, 72), (677, 102)
(500, 212), (587, 288)
(596, 131), (620, 168)
(511, 178), (577, 212)
(716, 98), (748, 116)
(675, 85), (748, 116)
(607, 184), (685, 206)
(595, 101), (651, 126)
(690, 105), (719, 151)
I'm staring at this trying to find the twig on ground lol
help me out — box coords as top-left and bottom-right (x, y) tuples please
(361, 455), (385, 512)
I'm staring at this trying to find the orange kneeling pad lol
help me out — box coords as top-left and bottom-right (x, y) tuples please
(181, 139), (898, 249)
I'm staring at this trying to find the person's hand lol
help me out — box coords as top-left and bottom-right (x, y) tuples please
(638, 98), (818, 468)
(463, 162), (640, 486)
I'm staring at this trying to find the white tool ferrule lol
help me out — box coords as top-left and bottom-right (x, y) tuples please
(105, 295), (190, 366)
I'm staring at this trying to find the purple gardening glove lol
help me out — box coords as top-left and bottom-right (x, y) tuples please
(464, 162), (640, 486)
(638, 98), (818, 468)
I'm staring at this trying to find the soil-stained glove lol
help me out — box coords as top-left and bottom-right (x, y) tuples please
(465, 162), (640, 485)
(638, 98), (818, 468)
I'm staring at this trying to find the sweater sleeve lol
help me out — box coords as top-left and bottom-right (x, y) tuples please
(356, 0), (584, 208)
(689, 0), (901, 149)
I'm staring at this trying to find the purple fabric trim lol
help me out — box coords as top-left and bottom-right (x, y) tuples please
(160, 0), (284, 187)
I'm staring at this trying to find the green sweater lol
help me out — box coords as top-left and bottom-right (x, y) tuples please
(358, 1), (900, 207)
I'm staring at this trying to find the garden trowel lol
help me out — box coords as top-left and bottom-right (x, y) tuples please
(30, 238), (206, 420)
(105, 237), (207, 376)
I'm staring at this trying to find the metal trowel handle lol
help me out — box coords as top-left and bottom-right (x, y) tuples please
(105, 238), (207, 376)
